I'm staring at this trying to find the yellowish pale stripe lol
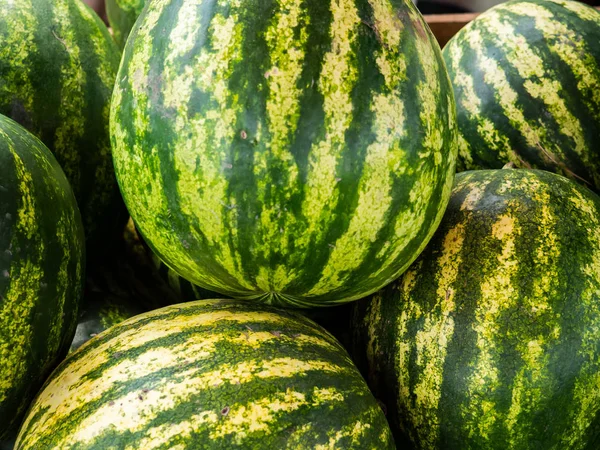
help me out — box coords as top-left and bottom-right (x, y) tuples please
(48, 358), (345, 449)
(308, 0), (407, 296)
(0, 141), (42, 404)
(299, 0), (360, 246)
(505, 3), (600, 108)
(365, 8), (445, 287)
(481, 15), (588, 167)
(447, 41), (481, 116)
(396, 261), (422, 428)
(463, 27), (550, 160)
(129, 386), (346, 449)
(461, 213), (520, 443)
(403, 223), (465, 449)
(17, 309), (314, 438)
(365, 292), (383, 375)
(563, 188), (600, 447)
(546, 0), (600, 23)
(315, 423), (372, 450)
(504, 184), (558, 446)
(448, 26), (521, 166)
(459, 177), (490, 211)
(254, 0), (308, 291)
(44, 212), (74, 355)
(167, 2), (252, 291)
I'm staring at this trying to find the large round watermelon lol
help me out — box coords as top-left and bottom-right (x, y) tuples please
(16, 299), (394, 449)
(105, 0), (145, 49)
(110, 0), (458, 307)
(0, 0), (123, 252)
(0, 114), (85, 439)
(443, 0), (600, 190)
(352, 168), (600, 448)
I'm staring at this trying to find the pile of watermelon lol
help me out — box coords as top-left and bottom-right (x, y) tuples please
(1, 0), (600, 448)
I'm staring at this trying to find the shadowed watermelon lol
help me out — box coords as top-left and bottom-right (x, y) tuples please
(0, 114), (85, 439)
(0, 0), (123, 255)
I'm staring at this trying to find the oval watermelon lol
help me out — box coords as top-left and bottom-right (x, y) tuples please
(105, 0), (145, 49)
(110, 0), (458, 307)
(443, 0), (600, 190)
(0, 114), (85, 439)
(352, 168), (600, 448)
(0, 0), (123, 253)
(16, 299), (394, 449)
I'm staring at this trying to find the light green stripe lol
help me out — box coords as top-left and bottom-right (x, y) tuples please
(168, 1), (251, 291)
(446, 37), (521, 167)
(368, 8), (448, 286)
(546, 0), (600, 23)
(460, 213), (521, 444)
(507, 2), (600, 124)
(563, 187), (600, 448)
(0, 138), (42, 405)
(396, 223), (465, 449)
(462, 26), (555, 164)
(254, 0), (309, 292)
(502, 180), (558, 447)
(297, 0), (361, 249)
(308, 0), (407, 296)
(480, 11), (589, 169)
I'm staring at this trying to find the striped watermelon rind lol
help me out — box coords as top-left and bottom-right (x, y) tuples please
(0, 114), (85, 439)
(16, 299), (394, 449)
(110, 0), (458, 307)
(352, 168), (600, 449)
(0, 0), (123, 252)
(443, 0), (600, 190)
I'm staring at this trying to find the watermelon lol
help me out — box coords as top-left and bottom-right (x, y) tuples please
(0, 0), (123, 253)
(69, 292), (145, 353)
(352, 168), (600, 449)
(110, 0), (458, 307)
(0, 114), (85, 439)
(443, 0), (600, 190)
(105, 0), (146, 49)
(16, 299), (394, 449)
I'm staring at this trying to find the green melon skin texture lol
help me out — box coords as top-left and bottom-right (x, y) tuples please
(69, 292), (146, 353)
(0, 114), (85, 439)
(16, 299), (394, 449)
(105, 0), (146, 49)
(0, 0), (123, 254)
(110, 0), (458, 308)
(443, 0), (600, 190)
(351, 168), (600, 449)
